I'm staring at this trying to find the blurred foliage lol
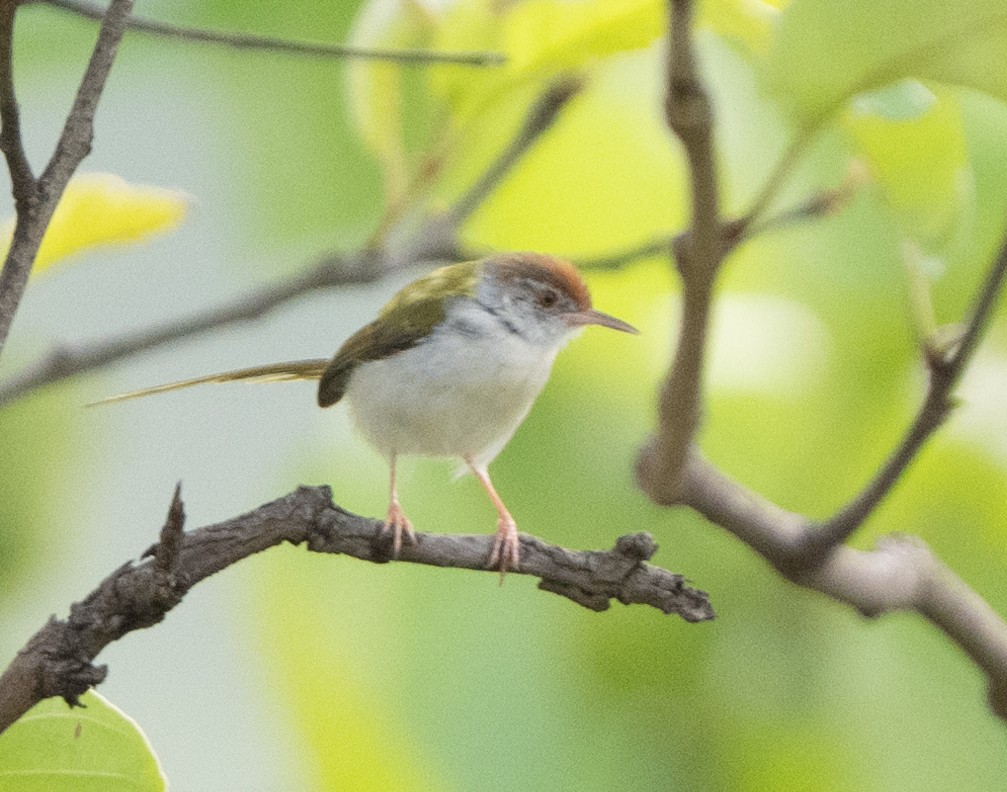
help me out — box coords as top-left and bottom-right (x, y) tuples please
(4, 0), (1007, 790)
(0, 394), (76, 587)
(0, 691), (166, 791)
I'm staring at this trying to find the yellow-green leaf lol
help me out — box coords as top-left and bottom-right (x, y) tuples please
(844, 84), (974, 253)
(1, 173), (188, 275)
(428, 0), (663, 126)
(763, 0), (1007, 127)
(0, 691), (167, 792)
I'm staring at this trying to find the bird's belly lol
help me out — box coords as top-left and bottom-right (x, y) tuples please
(344, 331), (555, 464)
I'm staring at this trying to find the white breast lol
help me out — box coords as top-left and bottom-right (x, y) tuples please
(344, 299), (563, 466)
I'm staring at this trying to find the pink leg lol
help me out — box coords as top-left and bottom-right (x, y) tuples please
(466, 459), (520, 579)
(384, 455), (415, 556)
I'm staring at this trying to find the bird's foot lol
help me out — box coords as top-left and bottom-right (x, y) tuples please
(487, 515), (520, 582)
(383, 500), (415, 557)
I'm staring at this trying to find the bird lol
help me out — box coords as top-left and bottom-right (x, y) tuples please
(96, 252), (638, 576)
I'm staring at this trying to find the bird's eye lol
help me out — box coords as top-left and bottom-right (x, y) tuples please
(537, 288), (559, 308)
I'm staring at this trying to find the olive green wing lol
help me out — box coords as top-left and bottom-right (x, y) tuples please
(316, 317), (430, 407)
(317, 260), (480, 408)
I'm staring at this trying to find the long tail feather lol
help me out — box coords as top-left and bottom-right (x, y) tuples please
(89, 358), (330, 406)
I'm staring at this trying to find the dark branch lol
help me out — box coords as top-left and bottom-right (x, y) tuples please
(635, 0), (724, 505)
(42, 0), (506, 66)
(0, 485), (713, 735)
(152, 482), (184, 571)
(40, 0), (131, 186)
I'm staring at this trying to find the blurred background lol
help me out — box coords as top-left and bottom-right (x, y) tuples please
(3, 0), (1007, 789)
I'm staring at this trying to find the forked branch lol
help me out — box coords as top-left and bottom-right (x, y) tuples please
(0, 0), (134, 357)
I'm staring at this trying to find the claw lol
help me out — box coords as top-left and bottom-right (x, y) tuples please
(384, 499), (415, 557)
(488, 514), (520, 582)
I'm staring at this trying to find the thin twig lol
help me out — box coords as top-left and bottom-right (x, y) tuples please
(731, 165), (863, 249)
(813, 216), (1007, 550)
(39, 0), (133, 187)
(577, 236), (673, 271)
(576, 175), (860, 274)
(0, 0), (133, 359)
(0, 485), (713, 735)
(42, 0), (506, 66)
(447, 75), (585, 228)
(373, 74), (585, 252)
(0, 1), (34, 205)
(734, 126), (816, 238)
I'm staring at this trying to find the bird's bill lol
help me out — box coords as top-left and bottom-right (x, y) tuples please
(565, 308), (639, 334)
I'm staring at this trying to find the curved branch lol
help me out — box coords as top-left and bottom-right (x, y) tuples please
(42, 0), (505, 66)
(0, 485), (714, 735)
(680, 453), (1007, 720)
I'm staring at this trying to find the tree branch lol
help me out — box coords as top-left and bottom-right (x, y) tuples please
(734, 127), (816, 238)
(575, 174), (860, 274)
(0, 485), (714, 735)
(625, 0), (1007, 724)
(0, 0), (132, 359)
(41, 0), (505, 66)
(635, 0), (724, 505)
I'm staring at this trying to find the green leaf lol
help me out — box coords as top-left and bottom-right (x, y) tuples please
(763, 0), (1007, 127)
(428, 0), (663, 127)
(844, 85), (974, 253)
(0, 692), (166, 792)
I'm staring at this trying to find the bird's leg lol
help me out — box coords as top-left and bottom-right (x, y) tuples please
(466, 459), (520, 580)
(384, 455), (415, 556)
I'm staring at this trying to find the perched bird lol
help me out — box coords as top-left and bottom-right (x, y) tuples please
(98, 252), (638, 575)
